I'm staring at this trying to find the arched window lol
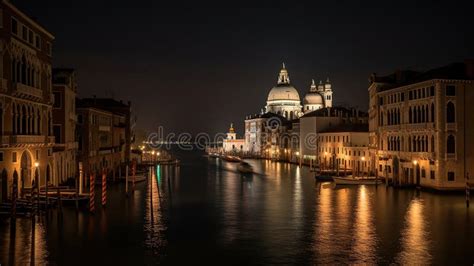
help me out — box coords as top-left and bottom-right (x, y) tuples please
(431, 136), (435, 153)
(408, 136), (412, 152)
(447, 135), (455, 154)
(431, 103), (435, 122)
(420, 107), (425, 123)
(409, 107), (412, 124)
(446, 102), (455, 123)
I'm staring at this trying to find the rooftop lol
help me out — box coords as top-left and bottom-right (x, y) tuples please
(370, 60), (474, 91)
(318, 123), (369, 133)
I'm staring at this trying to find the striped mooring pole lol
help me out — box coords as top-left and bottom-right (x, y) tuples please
(101, 168), (107, 207)
(89, 172), (95, 213)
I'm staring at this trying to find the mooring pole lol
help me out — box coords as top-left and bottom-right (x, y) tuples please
(89, 172), (95, 214)
(125, 165), (129, 196)
(102, 168), (107, 207)
(466, 172), (470, 208)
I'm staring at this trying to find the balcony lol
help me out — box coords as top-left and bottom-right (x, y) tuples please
(9, 135), (46, 145)
(0, 78), (7, 93)
(446, 123), (457, 132)
(13, 83), (43, 101)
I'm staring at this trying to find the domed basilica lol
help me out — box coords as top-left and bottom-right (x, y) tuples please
(265, 63), (333, 119)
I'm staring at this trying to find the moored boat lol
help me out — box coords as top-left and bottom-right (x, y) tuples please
(315, 175), (334, 181)
(333, 176), (382, 185)
(119, 174), (147, 183)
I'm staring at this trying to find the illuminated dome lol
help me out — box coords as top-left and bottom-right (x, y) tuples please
(266, 63), (301, 102)
(303, 92), (323, 105)
(265, 63), (302, 119)
(267, 84), (301, 101)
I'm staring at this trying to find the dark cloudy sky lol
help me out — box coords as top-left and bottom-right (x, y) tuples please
(15, 0), (474, 136)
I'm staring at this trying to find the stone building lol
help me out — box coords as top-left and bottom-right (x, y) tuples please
(368, 61), (474, 190)
(222, 123), (245, 153)
(0, 0), (55, 201)
(76, 98), (130, 177)
(52, 68), (77, 185)
(317, 124), (370, 176)
(299, 107), (368, 165)
(264, 63), (333, 119)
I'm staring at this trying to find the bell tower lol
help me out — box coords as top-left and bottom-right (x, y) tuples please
(227, 123), (237, 140)
(323, 77), (333, 107)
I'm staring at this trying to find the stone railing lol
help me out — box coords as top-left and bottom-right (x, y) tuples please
(14, 83), (43, 100)
(446, 123), (457, 132)
(10, 135), (45, 144)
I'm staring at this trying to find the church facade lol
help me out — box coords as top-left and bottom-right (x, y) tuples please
(265, 64), (333, 119)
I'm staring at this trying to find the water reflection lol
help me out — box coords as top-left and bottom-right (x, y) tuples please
(314, 183), (334, 263)
(1, 217), (48, 265)
(396, 198), (432, 264)
(351, 186), (377, 263)
(144, 166), (167, 255)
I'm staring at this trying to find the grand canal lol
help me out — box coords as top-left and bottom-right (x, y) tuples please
(1, 149), (474, 265)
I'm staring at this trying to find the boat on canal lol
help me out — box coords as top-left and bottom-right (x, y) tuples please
(333, 176), (382, 185)
(223, 155), (242, 162)
(315, 174), (334, 181)
(237, 161), (253, 174)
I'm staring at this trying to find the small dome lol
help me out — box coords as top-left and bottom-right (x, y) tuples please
(267, 84), (301, 102)
(303, 92), (323, 105)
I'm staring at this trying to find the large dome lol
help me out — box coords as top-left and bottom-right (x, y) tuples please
(303, 92), (323, 105)
(267, 84), (301, 102)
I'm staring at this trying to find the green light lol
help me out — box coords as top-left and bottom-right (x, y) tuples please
(156, 165), (161, 184)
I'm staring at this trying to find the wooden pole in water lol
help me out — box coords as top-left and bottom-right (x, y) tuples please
(11, 174), (18, 218)
(102, 168), (107, 207)
(466, 172), (470, 208)
(57, 184), (61, 212)
(89, 172), (95, 213)
(125, 165), (129, 196)
(132, 159), (136, 193)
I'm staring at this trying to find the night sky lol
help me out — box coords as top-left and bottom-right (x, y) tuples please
(15, 1), (474, 136)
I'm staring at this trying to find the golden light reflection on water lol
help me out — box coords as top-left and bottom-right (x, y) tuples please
(314, 183), (333, 260)
(351, 185), (377, 263)
(1, 218), (48, 265)
(396, 198), (432, 264)
(144, 166), (167, 252)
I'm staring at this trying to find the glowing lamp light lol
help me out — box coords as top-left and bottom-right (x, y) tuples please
(151, 151), (155, 155)
(295, 151), (300, 156)
(413, 160), (418, 165)
(34, 162), (39, 167)
(157, 152), (160, 156)
(361, 156), (365, 161)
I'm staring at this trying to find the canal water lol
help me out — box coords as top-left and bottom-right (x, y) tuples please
(1, 149), (474, 265)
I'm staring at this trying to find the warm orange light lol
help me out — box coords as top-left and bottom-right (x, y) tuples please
(413, 160), (418, 165)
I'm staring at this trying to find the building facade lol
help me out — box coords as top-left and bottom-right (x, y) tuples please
(0, 0), (55, 201)
(317, 125), (370, 176)
(368, 61), (474, 190)
(76, 98), (130, 177)
(52, 68), (77, 185)
(222, 123), (245, 153)
(299, 107), (369, 165)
